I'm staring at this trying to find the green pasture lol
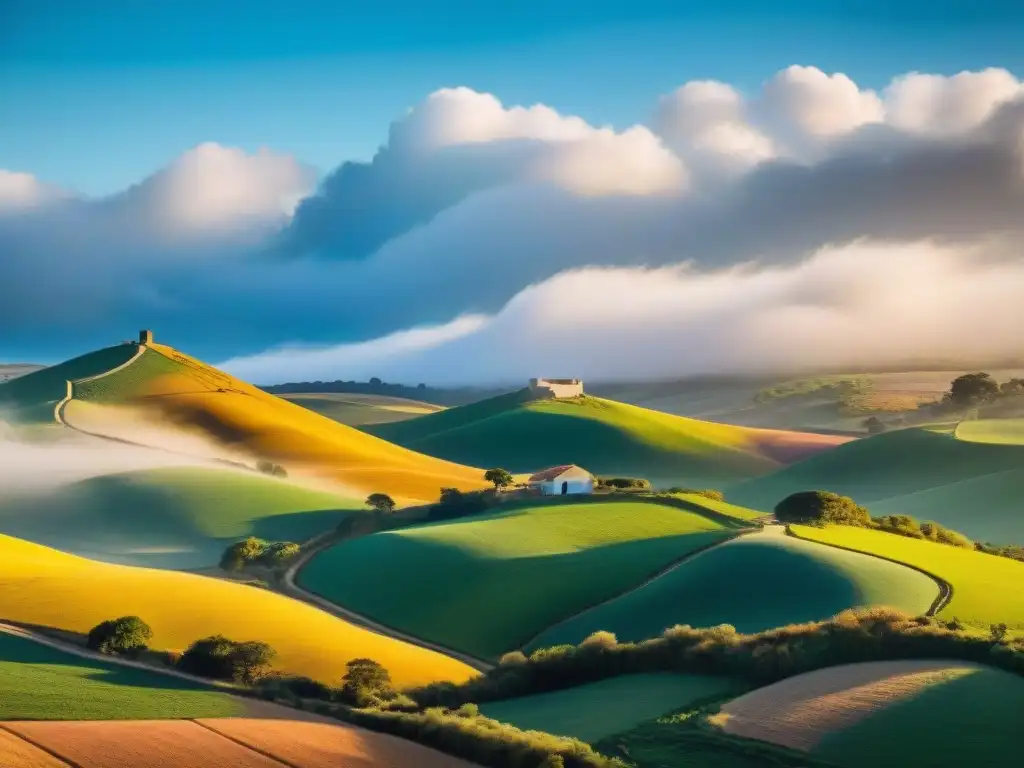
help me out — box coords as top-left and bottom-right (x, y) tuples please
(480, 673), (742, 743)
(528, 528), (937, 649)
(0, 630), (242, 720)
(955, 418), (1024, 446)
(300, 499), (744, 659)
(0, 466), (362, 569)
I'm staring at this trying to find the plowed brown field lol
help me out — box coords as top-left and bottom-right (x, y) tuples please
(0, 717), (472, 767)
(719, 660), (979, 751)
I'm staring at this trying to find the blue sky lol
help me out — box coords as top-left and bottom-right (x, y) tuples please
(4, 0), (1024, 195)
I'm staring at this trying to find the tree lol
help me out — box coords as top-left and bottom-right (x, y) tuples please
(220, 536), (268, 572)
(990, 623), (1009, 642)
(256, 460), (287, 477)
(948, 372), (999, 408)
(261, 541), (301, 565)
(484, 468), (514, 490)
(863, 416), (887, 434)
(366, 493), (396, 515)
(178, 635), (276, 684)
(339, 658), (393, 706)
(87, 616), (153, 657)
(369, 377), (383, 387)
(1000, 378), (1024, 397)
(774, 490), (870, 526)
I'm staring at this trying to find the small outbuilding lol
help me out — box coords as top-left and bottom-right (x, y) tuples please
(528, 464), (595, 496)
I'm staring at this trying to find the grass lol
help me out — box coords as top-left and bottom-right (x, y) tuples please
(0, 466), (364, 569)
(813, 664), (1024, 767)
(728, 426), (1024, 544)
(63, 344), (487, 502)
(955, 417), (1024, 446)
(528, 528), (938, 650)
(300, 500), (743, 659)
(480, 673), (742, 743)
(791, 525), (1024, 630)
(0, 344), (138, 423)
(0, 533), (478, 687)
(0, 630), (242, 720)
(282, 392), (444, 426)
(368, 392), (847, 487)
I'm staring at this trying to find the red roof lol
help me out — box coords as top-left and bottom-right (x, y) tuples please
(528, 464), (588, 482)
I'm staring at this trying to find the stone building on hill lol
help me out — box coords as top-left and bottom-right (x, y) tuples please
(529, 378), (584, 399)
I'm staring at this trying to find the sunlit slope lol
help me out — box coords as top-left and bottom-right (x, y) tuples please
(528, 528), (937, 649)
(368, 392), (849, 485)
(956, 418), (1024, 445)
(300, 499), (743, 659)
(792, 525), (1024, 630)
(0, 466), (363, 569)
(282, 393), (444, 426)
(0, 344), (137, 423)
(729, 427), (1024, 543)
(66, 344), (487, 501)
(0, 630), (242, 720)
(0, 534), (477, 687)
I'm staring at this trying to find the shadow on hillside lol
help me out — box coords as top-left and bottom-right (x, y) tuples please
(302, 528), (736, 659)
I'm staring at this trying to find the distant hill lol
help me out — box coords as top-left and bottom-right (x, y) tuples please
(280, 392), (445, 427)
(262, 378), (506, 406)
(0, 340), (487, 502)
(366, 390), (850, 487)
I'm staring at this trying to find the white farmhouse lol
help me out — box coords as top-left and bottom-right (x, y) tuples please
(528, 465), (595, 496)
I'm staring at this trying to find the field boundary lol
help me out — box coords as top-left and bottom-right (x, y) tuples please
(189, 720), (295, 767)
(283, 536), (495, 673)
(0, 723), (79, 768)
(518, 526), (761, 651)
(786, 526), (953, 616)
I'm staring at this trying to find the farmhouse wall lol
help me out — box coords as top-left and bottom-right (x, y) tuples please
(529, 378), (584, 398)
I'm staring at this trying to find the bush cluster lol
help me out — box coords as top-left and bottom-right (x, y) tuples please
(338, 706), (624, 768)
(177, 635), (276, 684)
(86, 615), (153, 658)
(256, 460), (288, 477)
(219, 536), (301, 572)
(664, 487), (726, 501)
(411, 608), (1024, 709)
(597, 477), (651, 490)
(428, 487), (498, 521)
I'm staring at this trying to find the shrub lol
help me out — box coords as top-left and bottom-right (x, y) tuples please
(259, 674), (334, 701)
(177, 635), (276, 684)
(774, 490), (870, 526)
(339, 658), (394, 707)
(86, 616), (153, 657)
(429, 488), (495, 521)
(366, 493), (396, 515)
(863, 416), (887, 434)
(665, 487), (725, 501)
(598, 477), (651, 490)
(220, 536), (268, 572)
(261, 541), (301, 564)
(256, 460), (288, 477)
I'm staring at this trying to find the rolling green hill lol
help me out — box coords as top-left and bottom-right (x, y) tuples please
(480, 673), (742, 743)
(955, 418), (1024, 445)
(282, 392), (444, 426)
(527, 527), (938, 649)
(300, 498), (747, 659)
(0, 466), (364, 569)
(0, 344), (138, 423)
(367, 392), (848, 487)
(728, 427), (1024, 544)
(0, 630), (242, 720)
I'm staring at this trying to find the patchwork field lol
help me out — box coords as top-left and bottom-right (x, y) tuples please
(300, 499), (745, 659)
(0, 466), (363, 569)
(729, 426), (1024, 543)
(719, 660), (1024, 767)
(43, 342), (488, 502)
(0, 630), (242, 720)
(282, 392), (445, 426)
(0, 718), (475, 768)
(791, 525), (1024, 630)
(480, 673), (742, 743)
(0, 533), (477, 686)
(368, 391), (849, 487)
(528, 527), (938, 649)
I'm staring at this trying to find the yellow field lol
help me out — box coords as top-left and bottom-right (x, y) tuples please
(67, 344), (487, 502)
(791, 525), (1024, 630)
(0, 533), (477, 687)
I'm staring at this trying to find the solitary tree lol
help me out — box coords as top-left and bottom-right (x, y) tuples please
(220, 536), (268, 572)
(948, 372), (999, 408)
(484, 467), (514, 490)
(774, 490), (870, 526)
(87, 616), (153, 657)
(366, 493), (396, 515)
(863, 416), (887, 434)
(339, 658), (393, 706)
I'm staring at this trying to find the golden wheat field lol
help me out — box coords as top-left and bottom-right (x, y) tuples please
(0, 534), (477, 687)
